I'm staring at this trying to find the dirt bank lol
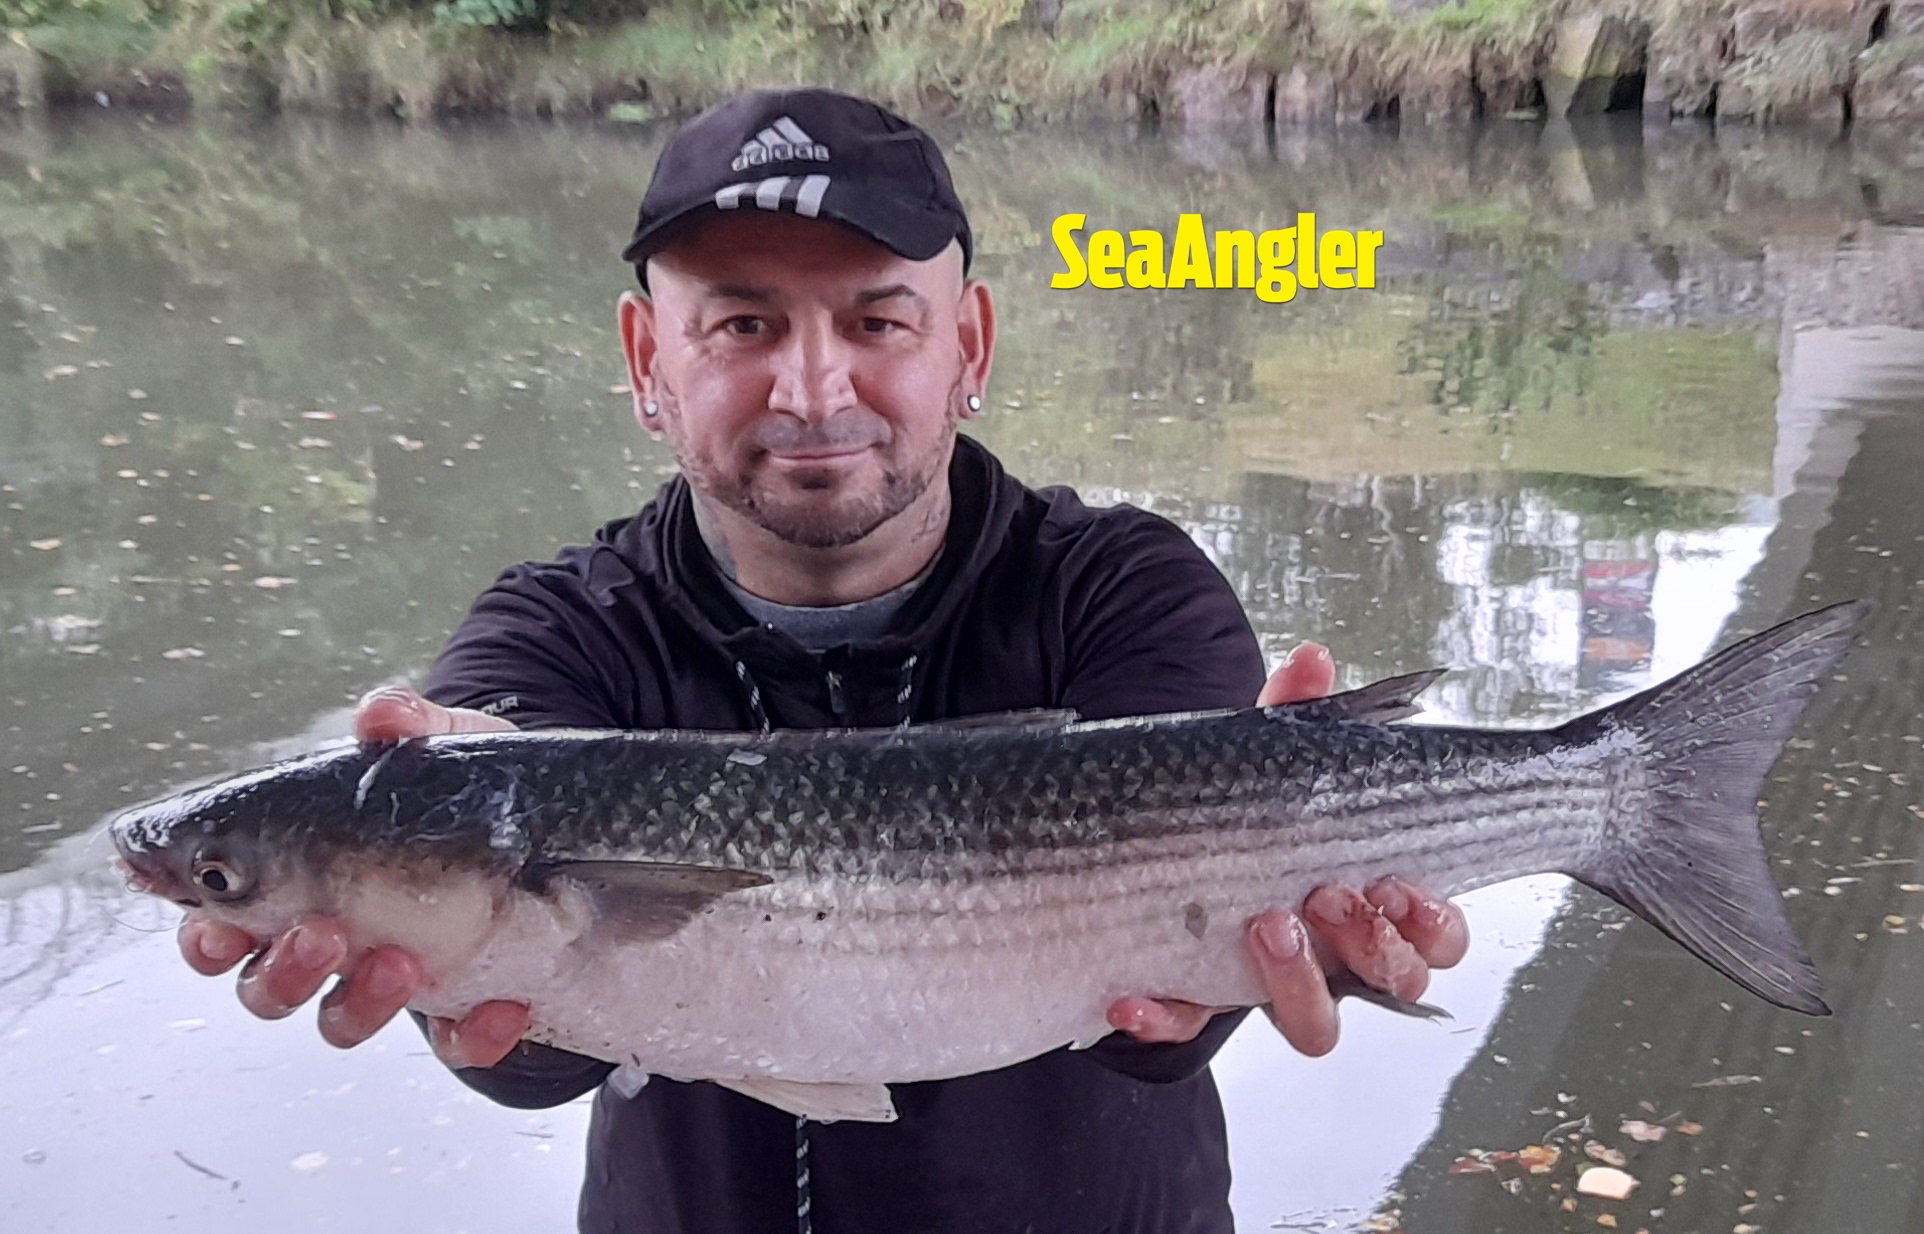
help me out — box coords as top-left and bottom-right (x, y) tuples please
(1, 0), (1919, 129)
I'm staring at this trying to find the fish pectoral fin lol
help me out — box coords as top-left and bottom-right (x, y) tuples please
(716, 1077), (899, 1124)
(533, 860), (771, 940)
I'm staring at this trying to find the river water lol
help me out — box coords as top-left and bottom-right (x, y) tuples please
(1, 112), (1921, 1233)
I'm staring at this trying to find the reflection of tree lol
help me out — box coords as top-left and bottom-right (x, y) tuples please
(1387, 382), (1924, 1234)
(0, 836), (171, 1033)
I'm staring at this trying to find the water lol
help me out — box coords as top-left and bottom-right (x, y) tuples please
(2, 112), (1921, 1232)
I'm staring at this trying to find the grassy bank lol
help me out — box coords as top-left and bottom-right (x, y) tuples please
(0, 0), (1917, 126)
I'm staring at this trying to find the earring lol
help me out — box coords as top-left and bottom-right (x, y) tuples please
(643, 400), (660, 419)
(966, 395), (982, 412)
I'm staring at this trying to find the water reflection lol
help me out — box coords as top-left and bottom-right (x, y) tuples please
(1, 113), (1921, 1231)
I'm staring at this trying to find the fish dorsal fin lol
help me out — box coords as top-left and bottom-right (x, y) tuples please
(914, 708), (1079, 733)
(716, 1076), (899, 1124)
(1266, 669), (1447, 725)
(532, 860), (770, 940)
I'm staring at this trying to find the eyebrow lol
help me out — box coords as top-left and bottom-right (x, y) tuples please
(698, 283), (931, 313)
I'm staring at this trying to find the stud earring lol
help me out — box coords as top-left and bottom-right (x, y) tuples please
(642, 400), (660, 419)
(966, 395), (982, 412)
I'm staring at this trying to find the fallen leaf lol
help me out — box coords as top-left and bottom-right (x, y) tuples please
(297, 437), (332, 449)
(224, 336), (245, 346)
(160, 647), (205, 660)
(1676, 1121), (1703, 1136)
(391, 435), (424, 452)
(253, 576), (295, 589)
(29, 538), (61, 551)
(44, 364), (78, 379)
(1449, 1158), (1495, 1176)
(1576, 1166), (1638, 1200)
(300, 410), (337, 421)
(1519, 1144), (1561, 1174)
(1585, 1142), (1628, 1167)
(1596, 1216), (1618, 1229)
(1619, 1120), (1666, 1143)
(128, 389), (148, 400)
(289, 1151), (328, 1173)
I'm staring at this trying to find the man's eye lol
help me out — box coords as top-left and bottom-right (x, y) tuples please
(861, 317), (902, 334)
(724, 317), (765, 336)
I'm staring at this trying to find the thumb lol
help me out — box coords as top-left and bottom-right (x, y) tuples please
(1257, 643), (1335, 707)
(356, 687), (515, 742)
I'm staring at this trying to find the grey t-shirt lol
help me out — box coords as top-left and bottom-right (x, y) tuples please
(718, 569), (927, 652)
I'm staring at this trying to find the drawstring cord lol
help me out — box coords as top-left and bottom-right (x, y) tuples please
(732, 652), (920, 1234)
(894, 653), (918, 728)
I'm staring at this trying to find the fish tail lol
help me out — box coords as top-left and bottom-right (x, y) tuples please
(1565, 600), (1870, 1016)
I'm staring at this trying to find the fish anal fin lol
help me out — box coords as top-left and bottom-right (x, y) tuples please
(716, 1076), (899, 1124)
(533, 860), (770, 941)
(1327, 971), (1453, 1021)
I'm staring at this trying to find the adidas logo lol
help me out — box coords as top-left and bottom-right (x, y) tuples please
(730, 116), (832, 172)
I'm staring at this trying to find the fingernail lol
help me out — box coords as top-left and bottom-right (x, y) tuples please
(363, 958), (413, 1004)
(1256, 913), (1303, 958)
(359, 685), (423, 716)
(202, 930), (251, 966)
(1375, 881), (1412, 924)
(1307, 886), (1356, 927)
(290, 925), (342, 971)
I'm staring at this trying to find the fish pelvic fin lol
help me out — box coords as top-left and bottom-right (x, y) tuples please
(715, 1077), (899, 1124)
(1569, 600), (1870, 1017)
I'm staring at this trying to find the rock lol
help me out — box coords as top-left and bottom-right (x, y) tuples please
(1856, 49), (1924, 123)
(1168, 60), (1271, 127)
(1272, 64), (1335, 124)
(1543, 12), (1651, 116)
(1474, 41), (1547, 116)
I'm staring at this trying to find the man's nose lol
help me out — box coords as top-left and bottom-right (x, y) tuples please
(767, 317), (856, 423)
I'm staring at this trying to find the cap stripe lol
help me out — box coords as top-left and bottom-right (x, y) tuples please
(754, 126), (785, 150)
(715, 183), (752, 209)
(754, 177), (791, 210)
(772, 116), (813, 145)
(794, 175), (831, 218)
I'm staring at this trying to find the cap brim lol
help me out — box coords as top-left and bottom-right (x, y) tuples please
(623, 182), (963, 279)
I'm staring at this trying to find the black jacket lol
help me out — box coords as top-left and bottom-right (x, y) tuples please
(423, 435), (1267, 1234)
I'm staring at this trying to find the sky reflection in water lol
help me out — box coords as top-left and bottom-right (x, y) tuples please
(2, 113), (1922, 1232)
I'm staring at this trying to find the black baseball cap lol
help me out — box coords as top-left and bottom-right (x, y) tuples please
(621, 87), (973, 288)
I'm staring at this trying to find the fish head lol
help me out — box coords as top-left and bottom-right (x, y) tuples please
(110, 762), (323, 926)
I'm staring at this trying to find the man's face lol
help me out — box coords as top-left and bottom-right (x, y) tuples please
(620, 213), (991, 550)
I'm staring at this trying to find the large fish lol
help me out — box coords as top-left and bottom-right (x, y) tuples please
(112, 602), (1865, 1123)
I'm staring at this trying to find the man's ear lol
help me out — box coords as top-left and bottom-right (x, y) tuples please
(956, 278), (996, 417)
(617, 290), (658, 430)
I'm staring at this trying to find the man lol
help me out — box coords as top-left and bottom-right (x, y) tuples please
(179, 88), (1467, 1232)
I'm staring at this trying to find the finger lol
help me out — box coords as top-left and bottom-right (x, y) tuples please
(179, 917), (258, 976)
(1256, 643), (1336, 708)
(1105, 996), (1217, 1045)
(235, 920), (349, 1020)
(1249, 911), (1341, 1056)
(1366, 877), (1470, 970)
(1304, 884), (1430, 1003)
(356, 686), (516, 743)
(318, 946), (422, 1049)
(431, 1001), (534, 1069)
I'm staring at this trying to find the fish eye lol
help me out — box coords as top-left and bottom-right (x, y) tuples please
(191, 857), (247, 900)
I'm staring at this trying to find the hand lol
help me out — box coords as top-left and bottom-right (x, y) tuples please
(175, 687), (534, 1069)
(1106, 643), (1471, 1056)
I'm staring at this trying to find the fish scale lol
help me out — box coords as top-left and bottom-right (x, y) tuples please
(112, 602), (1868, 1123)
